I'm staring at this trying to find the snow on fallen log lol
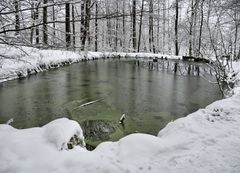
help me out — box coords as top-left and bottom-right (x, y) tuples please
(43, 118), (85, 150)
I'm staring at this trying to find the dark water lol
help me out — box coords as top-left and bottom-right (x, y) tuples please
(0, 60), (221, 141)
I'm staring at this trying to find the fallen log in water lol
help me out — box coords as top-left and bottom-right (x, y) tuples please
(73, 99), (101, 110)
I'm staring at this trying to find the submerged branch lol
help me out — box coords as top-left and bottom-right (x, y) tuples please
(73, 99), (102, 110)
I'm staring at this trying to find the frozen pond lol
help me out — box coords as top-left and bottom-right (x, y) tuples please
(0, 59), (221, 146)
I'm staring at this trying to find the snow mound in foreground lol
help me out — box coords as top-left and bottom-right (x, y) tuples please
(43, 118), (85, 150)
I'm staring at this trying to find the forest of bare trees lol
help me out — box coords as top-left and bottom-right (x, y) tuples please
(0, 0), (239, 59)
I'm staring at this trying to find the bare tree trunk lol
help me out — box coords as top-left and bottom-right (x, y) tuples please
(233, 7), (239, 60)
(43, 0), (48, 45)
(218, 21), (227, 55)
(14, 0), (20, 35)
(95, 2), (98, 51)
(30, 2), (34, 44)
(132, 0), (137, 52)
(80, 0), (86, 50)
(149, 0), (155, 53)
(157, 0), (160, 52)
(234, 25), (238, 60)
(86, 0), (91, 49)
(138, 0), (144, 52)
(65, 2), (71, 48)
(189, 0), (194, 56)
(52, 1), (56, 44)
(122, 0), (126, 51)
(167, 0), (171, 53)
(163, 0), (166, 54)
(192, 0), (199, 56)
(237, 48), (240, 60)
(106, 1), (112, 49)
(35, 3), (39, 44)
(149, 0), (152, 52)
(198, 0), (204, 57)
(115, 0), (119, 51)
(175, 0), (179, 55)
(72, 4), (75, 49)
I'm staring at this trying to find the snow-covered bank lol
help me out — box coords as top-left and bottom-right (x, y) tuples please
(0, 44), (181, 83)
(0, 62), (240, 173)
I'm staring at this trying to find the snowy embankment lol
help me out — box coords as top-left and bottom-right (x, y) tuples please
(0, 44), (181, 83)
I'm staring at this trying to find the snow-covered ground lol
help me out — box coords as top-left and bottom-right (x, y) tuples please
(0, 45), (240, 172)
(0, 44), (181, 83)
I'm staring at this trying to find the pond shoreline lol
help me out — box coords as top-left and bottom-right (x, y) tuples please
(0, 44), (182, 83)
